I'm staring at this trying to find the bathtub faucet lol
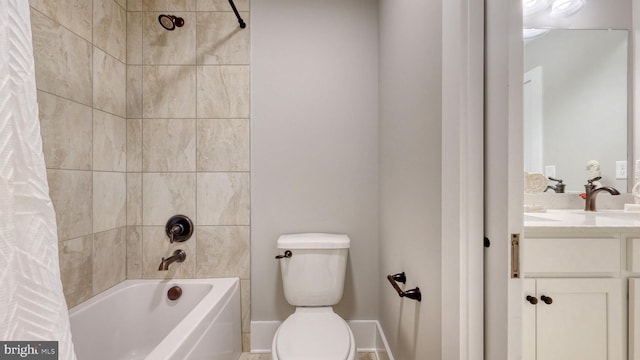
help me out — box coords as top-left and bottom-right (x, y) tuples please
(158, 249), (186, 271)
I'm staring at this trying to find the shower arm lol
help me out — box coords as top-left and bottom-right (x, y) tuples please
(228, 0), (246, 29)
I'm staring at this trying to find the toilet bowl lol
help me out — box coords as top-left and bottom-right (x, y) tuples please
(271, 307), (356, 360)
(272, 233), (354, 360)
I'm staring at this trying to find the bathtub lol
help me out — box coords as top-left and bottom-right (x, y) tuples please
(69, 278), (241, 360)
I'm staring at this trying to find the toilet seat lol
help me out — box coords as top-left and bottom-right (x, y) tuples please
(272, 307), (355, 360)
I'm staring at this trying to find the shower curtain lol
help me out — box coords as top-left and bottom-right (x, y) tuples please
(0, 1), (76, 359)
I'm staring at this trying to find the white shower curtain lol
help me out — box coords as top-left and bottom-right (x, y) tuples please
(0, 1), (76, 359)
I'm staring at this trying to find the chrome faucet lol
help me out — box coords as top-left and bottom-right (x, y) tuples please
(584, 176), (620, 211)
(158, 249), (186, 271)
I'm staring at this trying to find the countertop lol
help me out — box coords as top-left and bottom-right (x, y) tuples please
(524, 209), (640, 228)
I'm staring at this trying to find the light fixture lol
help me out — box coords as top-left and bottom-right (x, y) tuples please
(550, 0), (585, 17)
(523, 0), (550, 17)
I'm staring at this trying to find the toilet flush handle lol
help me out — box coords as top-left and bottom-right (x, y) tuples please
(275, 250), (292, 259)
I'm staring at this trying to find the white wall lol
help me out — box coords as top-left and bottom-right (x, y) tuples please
(251, 0), (379, 323)
(252, 2), (481, 358)
(378, 0), (443, 358)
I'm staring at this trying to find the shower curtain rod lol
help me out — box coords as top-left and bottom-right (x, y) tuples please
(228, 0), (246, 29)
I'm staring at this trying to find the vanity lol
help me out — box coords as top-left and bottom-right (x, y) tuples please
(523, 210), (640, 360)
(521, 15), (637, 358)
(515, 0), (640, 358)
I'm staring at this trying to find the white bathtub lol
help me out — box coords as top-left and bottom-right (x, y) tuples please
(69, 278), (241, 360)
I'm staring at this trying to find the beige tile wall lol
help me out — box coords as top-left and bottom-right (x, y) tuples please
(31, 0), (128, 309)
(32, 0), (251, 350)
(126, 0), (252, 351)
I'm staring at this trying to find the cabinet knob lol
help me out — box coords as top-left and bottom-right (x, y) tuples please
(526, 295), (538, 305)
(540, 295), (553, 304)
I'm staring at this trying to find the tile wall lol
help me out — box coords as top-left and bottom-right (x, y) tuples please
(125, 0), (251, 349)
(30, 0), (127, 307)
(31, 0), (251, 350)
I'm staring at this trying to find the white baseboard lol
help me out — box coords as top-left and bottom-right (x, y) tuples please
(374, 321), (394, 360)
(250, 319), (393, 359)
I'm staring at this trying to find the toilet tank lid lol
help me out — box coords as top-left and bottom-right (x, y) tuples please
(277, 233), (350, 249)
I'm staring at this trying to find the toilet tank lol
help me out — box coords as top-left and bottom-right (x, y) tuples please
(277, 233), (350, 306)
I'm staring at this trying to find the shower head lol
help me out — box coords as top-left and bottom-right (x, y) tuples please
(158, 14), (184, 31)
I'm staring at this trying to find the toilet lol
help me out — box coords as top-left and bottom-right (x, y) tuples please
(272, 233), (356, 360)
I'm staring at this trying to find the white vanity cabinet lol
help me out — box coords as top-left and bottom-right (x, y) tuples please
(522, 228), (631, 360)
(523, 278), (623, 360)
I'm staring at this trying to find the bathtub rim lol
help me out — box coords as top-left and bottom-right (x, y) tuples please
(68, 277), (241, 360)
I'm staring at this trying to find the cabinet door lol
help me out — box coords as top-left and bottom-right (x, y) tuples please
(535, 279), (623, 360)
(523, 279), (537, 360)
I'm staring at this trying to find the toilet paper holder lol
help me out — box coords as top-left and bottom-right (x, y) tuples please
(387, 272), (422, 302)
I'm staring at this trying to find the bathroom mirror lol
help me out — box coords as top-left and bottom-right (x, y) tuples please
(523, 29), (629, 192)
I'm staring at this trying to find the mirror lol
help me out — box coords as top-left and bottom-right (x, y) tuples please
(523, 29), (628, 192)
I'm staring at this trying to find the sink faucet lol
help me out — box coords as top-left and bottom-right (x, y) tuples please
(584, 176), (620, 211)
(544, 177), (565, 193)
(158, 249), (186, 271)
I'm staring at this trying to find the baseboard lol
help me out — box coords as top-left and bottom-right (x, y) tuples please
(250, 319), (394, 359)
(374, 321), (394, 360)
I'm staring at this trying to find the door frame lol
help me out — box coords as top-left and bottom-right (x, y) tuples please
(441, 0), (485, 359)
(484, 0), (524, 359)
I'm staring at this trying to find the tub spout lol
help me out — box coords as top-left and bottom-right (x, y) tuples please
(158, 249), (186, 271)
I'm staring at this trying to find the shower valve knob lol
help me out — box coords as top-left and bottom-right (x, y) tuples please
(165, 215), (193, 243)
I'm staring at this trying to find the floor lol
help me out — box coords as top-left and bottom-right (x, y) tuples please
(239, 352), (378, 360)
